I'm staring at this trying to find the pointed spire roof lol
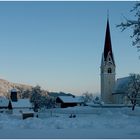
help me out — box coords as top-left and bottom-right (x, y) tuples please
(103, 18), (115, 64)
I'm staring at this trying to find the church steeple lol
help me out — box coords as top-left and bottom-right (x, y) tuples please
(103, 18), (115, 65)
(100, 17), (116, 104)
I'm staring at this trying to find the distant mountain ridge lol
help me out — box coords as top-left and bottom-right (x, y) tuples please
(0, 79), (32, 96)
(0, 79), (75, 98)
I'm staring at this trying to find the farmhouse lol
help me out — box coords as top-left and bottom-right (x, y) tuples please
(56, 96), (83, 108)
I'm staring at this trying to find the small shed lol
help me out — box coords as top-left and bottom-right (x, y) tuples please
(56, 96), (83, 108)
(22, 111), (34, 119)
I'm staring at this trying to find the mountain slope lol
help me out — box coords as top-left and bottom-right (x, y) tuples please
(0, 79), (32, 96)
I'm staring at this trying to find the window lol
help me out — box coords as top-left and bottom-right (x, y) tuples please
(108, 68), (112, 73)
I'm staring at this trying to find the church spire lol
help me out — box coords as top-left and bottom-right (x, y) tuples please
(103, 17), (115, 65)
(107, 10), (109, 19)
(100, 16), (116, 104)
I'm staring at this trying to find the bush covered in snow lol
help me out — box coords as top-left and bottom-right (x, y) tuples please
(24, 85), (56, 111)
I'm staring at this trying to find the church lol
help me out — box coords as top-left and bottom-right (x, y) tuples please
(100, 17), (130, 105)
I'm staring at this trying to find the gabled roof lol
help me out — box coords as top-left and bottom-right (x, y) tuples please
(113, 77), (131, 95)
(57, 96), (83, 103)
(103, 19), (115, 65)
(11, 99), (32, 108)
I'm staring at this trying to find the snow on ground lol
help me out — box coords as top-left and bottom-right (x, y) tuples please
(0, 106), (140, 138)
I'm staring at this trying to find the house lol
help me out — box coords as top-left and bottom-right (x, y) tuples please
(56, 96), (83, 108)
(8, 89), (34, 119)
(9, 89), (33, 112)
(0, 88), (34, 119)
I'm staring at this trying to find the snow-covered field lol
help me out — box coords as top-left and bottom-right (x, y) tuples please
(0, 106), (140, 139)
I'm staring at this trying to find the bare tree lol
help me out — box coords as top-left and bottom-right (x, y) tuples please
(127, 74), (140, 111)
(22, 89), (31, 99)
(117, 2), (140, 54)
(81, 92), (94, 103)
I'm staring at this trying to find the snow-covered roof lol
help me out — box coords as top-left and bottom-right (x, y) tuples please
(0, 96), (9, 107)
(12, 99), (32, 108)
(113, 77), (131, 95)
(58, 96), (83, 103)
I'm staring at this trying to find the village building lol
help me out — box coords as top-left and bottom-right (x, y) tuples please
(9, 89), (34, 117)
(56, 96), (83, 108)
(100, 18), (133, 105)
(0, 88), (34, 119)
(112, 77), (131, 104)
(100, 18), (116, 104)
(0, 89), (33, 111)
(10, 89), (32, 109)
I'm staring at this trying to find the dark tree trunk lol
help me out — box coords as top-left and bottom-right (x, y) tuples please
(132, 99), (137, 111)
(132, 104), (136, 111)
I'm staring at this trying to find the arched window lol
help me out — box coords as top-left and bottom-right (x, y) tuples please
(108, 68), (112, 73)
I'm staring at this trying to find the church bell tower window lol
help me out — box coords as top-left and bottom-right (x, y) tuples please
(108, 68), (112, 73)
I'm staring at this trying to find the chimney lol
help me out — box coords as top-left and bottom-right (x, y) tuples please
(10, 89), (18, 102)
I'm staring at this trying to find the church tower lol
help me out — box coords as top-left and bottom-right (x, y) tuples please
(100, 18), (116, 104)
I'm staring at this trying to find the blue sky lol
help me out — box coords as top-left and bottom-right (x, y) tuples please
(0, 1), (139, 95)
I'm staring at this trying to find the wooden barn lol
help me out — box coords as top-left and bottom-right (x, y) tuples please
(56, 96), (83, 108)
